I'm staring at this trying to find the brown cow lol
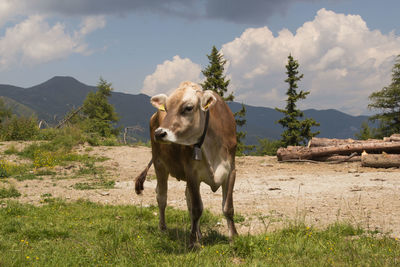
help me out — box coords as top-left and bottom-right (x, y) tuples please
(135, 81), (238, 248)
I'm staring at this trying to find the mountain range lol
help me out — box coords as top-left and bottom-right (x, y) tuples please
(0, 76), (369, 144)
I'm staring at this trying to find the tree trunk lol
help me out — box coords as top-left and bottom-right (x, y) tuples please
(314, 154), (361, 162)
(277, 142), (400, 161)
(308, 137), (383, 147)
(361, 152), (400, 168)
(308, 134), (400, 147)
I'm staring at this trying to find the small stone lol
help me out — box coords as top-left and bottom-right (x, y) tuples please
(268, 187), (281, 191)
(260, 163), (273, 167)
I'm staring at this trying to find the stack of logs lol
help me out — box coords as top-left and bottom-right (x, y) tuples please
(276, 134), (400, 168)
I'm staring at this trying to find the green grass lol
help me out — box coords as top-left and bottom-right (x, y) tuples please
(72, 180), (115, 190)
(0, 200), (399, 266)
(0, 185), (21, 199)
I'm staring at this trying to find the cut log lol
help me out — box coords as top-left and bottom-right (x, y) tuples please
(277, 142), (400, 161)
(389, 134), (400, 142)
(309, 134), (400, 147)
(361, 152), (400, 168)
(308, 137), (384, 147)
(314, 154), (361, 162)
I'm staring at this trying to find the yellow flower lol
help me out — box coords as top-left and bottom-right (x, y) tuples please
(26, 256), (30, 259)
(265, 236), (269, 241)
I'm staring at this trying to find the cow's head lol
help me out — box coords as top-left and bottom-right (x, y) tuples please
(150, 81), (217, 145)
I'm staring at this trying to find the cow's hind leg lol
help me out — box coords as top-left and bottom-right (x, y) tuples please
(155, 164), (168, 231)
(186, 180), (203, 248)
(222, 168), (238, 239)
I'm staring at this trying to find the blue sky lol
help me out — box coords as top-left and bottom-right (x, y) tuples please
(0, 0), (399, 115)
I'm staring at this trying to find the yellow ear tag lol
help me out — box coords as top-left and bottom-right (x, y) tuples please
(203, 102), (211, 110)
(158, 104), (166, 112)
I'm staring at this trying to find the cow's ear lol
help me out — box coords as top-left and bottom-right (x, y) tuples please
(151, 94), (168, 111)
(200, 90), (217, 111)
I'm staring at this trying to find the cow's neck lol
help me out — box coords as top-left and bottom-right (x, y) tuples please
(193, 110), (210, 161)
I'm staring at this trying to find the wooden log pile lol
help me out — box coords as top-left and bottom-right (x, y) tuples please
(276, 134), (400, 168)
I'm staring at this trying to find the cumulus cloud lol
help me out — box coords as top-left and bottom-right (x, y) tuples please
(0, 15), (106, 69)
(221, 8), (400, 115)
(141, 55), (202, 96)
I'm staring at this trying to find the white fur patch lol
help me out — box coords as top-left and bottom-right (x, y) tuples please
(213, 160), (231, 186)
(158, 127), (177, 143)
(182, 87), (198, 104)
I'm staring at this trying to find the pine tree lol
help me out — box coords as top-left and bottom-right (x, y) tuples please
(276, 54), (319, 147)
(0, 98), (11, 124)
(201, 46), (234, 101)
(355, 121), (374, 140)
(368, 55), (400, 138)
(82, 78), (120, 137)
(201, 46), (251, 154)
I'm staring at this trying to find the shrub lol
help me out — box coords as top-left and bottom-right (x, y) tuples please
(0, 160), (30, 178)
(252, 138), (281, 156)
(0, 115), (39, 141)
(33, 150), (58, 168)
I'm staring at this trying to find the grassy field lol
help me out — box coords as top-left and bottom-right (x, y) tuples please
(0, 199), (399, 266)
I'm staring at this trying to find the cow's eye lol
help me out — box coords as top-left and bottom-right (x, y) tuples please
(184, 105), (194, 113)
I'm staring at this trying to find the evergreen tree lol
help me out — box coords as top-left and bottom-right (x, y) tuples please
(201, 46), (234, 101)
(355, 121), (374, 140)
(0, 98), (11, 124)
(368, 55), (400, 138)
(201, 46), (251, 154)
(276, 54), (319, 147)
(82, 78), (120, 137)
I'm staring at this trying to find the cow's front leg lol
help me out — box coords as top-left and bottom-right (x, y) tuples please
(155, 164), (168, 231)
(186, 179), (203, 248)
(222, 168), (238, 239)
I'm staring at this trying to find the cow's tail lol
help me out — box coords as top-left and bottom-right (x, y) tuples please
(135, 158), (153, 195)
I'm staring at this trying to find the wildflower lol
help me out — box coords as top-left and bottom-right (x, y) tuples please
(26, 256), (30, 259)
(265, 236), (269, 241)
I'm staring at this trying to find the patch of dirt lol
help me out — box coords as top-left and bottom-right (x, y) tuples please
(3, 143), (400, 238)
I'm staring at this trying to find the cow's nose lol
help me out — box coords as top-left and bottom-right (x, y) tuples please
(154, 128), (167, 141)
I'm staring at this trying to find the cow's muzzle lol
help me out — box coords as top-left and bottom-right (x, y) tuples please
(154, 128), (167, 142)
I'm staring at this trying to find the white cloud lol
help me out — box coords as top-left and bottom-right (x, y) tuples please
(221, 8), (400, 115)
(141, 55), (202, 96)
(77, 16), (106, 37)
(0, 15), (106, 69)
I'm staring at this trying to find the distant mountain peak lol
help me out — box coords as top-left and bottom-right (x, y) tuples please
(41, 76), (87, 86)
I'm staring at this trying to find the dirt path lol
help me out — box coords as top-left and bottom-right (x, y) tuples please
(3, 143), (400, 238)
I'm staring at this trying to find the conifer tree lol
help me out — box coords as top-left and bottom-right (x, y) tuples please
(0, 98), (11, 124)
(276, 54), (319, 147)
(201, 46), (234, 101)
(368, 55), (400, 138)
(201, 46), (251, 154)
(82, 78), (120, 137)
